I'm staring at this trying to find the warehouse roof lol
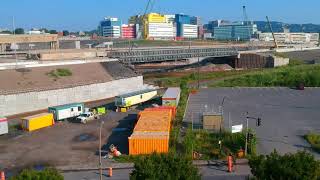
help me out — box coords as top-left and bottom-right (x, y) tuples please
(0, 61), (140, 95)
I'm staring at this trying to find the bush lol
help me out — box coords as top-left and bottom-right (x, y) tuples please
(130, 153), (200, 180)
(47, 68), (72, 78)
(9, 168), (63, 180)
(305, 133), (320, 153)
(249, 151), (320, 180)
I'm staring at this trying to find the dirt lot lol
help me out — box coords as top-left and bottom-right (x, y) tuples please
(0, 111), (137, 171)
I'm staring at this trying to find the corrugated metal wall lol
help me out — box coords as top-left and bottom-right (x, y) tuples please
(235, 53), (274, 69)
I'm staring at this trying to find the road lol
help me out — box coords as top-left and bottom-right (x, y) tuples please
(184, 87), (320, 158)
(63, 164), (251, 180)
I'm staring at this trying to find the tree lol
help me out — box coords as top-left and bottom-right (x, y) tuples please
(49, 30), (58, 34)
(62, 30), (69, 36)
(0, 30), (12, 34)
(130, 153), (200, 180)
(14, 28), (24, 34)
(39, 28), (49, 33)
(9, 168), (63, 180)
(249, 150), (320, 180)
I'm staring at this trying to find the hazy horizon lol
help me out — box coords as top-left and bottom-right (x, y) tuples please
(1, 0), (319, 31)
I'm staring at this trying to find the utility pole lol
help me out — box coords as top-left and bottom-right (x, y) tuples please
(197, 56), (200, 89)
(245, 112), (249, 156)
(99, 120), (104, 180)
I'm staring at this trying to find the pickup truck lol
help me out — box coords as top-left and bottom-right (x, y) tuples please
(76, 112), (98, 124)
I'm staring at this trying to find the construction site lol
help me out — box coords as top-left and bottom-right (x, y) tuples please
(0, 0), (320, 179)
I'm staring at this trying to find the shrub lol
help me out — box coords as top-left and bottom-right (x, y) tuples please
(249, 151), (320, 180)
(9, 168), (63, 180)
(47, 68), (72, 78)
(305, 133), (320, 153)
(130, 153), (200, 180)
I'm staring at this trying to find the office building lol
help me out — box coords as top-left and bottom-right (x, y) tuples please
(122, 24), (136, 39)
(258, 32), (319, 44)
(143, 13), (175, 40)
(99, 17), (121, 38)
(213, 21), (257, 41)
(175, 14), (198, 39)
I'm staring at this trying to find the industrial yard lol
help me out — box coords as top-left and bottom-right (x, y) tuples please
(0, 111), (137, 172)
(0, 0), (320, 179)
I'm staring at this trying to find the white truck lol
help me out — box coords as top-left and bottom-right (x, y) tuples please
(76, 112), (98, 124)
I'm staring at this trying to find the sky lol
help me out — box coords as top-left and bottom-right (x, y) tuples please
(0, 0), (319, 31)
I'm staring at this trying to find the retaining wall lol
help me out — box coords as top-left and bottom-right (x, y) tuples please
(0, 76), (144, 116)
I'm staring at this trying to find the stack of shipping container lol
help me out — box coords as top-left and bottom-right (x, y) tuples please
(128, 106), (176, 155)
(128, 87), (180, 155)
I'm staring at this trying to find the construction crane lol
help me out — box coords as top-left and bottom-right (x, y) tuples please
(140, 0), (156, 39)
(266, 16), (278, 49)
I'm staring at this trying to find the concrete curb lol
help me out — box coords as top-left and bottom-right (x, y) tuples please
(57, 159), (249, 172)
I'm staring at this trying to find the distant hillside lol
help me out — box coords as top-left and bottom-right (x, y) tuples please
(255, 21), (320, 33)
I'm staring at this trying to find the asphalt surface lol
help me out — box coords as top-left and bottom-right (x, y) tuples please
(63, 165), (251, 180)
(184, 87), (320, 158)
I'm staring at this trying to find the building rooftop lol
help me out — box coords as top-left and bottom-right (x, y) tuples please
(0, 61), (140, 95)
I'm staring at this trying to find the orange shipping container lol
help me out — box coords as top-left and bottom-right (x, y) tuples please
(144, 106), (176, 118)
(129, 132), (169, 155)
(134, 110), (172, 132)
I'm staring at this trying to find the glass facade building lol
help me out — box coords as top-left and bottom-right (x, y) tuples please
(214, 23), (257, 41)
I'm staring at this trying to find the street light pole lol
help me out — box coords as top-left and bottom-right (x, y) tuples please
(245, 112), (249, 156)
(99, 120), (104, 180)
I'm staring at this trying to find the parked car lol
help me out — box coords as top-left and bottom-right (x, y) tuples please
(76, 112), (98, 124)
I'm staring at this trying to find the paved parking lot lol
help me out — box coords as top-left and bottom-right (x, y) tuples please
(184, 87), (320, 158)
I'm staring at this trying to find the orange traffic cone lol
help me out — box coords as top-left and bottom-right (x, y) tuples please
(227, 155), (233, 173)
(109, 167), (113, 177)
(1, 171), (5, 180)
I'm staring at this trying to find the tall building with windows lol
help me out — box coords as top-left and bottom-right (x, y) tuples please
(213, 22), (257, 41)
(143, 13), (175, 40)
(99, 17), (121, 38)
(175, 14), (198, 39)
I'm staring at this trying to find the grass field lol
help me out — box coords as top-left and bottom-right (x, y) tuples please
(211, 65), (320, 87)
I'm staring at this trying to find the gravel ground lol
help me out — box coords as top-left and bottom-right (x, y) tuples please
(0, 110), (137, 174)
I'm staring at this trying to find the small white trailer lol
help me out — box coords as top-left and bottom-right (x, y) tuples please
(0, 117), (8, 135)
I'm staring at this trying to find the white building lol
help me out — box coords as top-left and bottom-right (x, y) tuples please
(147, 23), (175, 40)
(99, 17), (121, 38)
(164, 15), (175, 24)
(181, 24), (198, 38)
(259, 32), (319, 45)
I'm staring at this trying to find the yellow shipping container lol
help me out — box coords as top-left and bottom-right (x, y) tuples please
(134, 110), (172, 132)
(129, 133), (169, 155)
(21, 113), (55, 132)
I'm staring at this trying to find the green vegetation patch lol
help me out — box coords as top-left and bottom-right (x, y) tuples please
(47, 68), (73, 79)
(130, 153), (200, 180)
(305, 133), (320, 153)
(9, 168), (63, 180)
(183, 129), (256, 160)
(212, 65), (320, 87)
(249, 151), (320, 180)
